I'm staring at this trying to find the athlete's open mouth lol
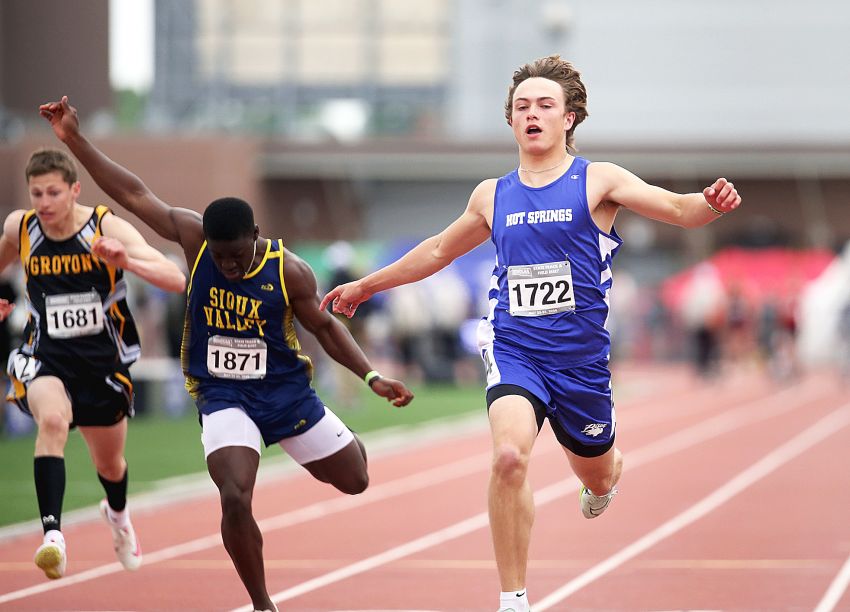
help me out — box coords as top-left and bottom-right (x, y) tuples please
(526, 125), (542, 134)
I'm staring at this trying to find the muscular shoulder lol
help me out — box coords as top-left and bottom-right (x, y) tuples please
(282, 248), (318, 299)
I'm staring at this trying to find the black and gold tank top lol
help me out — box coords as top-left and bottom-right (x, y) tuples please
(18, 205), (141, 372)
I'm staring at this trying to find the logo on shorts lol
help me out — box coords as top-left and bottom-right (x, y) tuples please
(582, 423), (607, 437)
(261, 283), (275, 291)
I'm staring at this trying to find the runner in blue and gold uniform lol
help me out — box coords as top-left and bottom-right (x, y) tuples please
(0, 149), (186, 581)
(184, 237), (331, 445)
(322, 56), (742, 611)
(44, 95), (413, 612)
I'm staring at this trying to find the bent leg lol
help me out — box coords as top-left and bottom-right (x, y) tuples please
(301, 436), (368, 494)
(280, 407), (368, 495)
(79, 418), (128, 479)
(564, 444), (623, 497)
(488, 394), (539, 592)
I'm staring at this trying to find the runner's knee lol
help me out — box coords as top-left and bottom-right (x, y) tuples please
(36, 411), (70, 440)
(335, 468), (369, 495)
(492, 444), (529, 486)
(218, 482), (253, 517)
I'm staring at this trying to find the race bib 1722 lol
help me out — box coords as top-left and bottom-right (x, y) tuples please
(507, 260), (575, 317)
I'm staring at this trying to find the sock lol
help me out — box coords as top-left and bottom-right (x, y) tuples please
(98, 466), (129, 513)
(500, 589), (529, 611)
(34, 456), (65, 534)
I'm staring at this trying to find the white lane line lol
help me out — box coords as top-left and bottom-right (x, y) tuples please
(814, 548), (850, 612)
(535, 406), (850, 611)
(0, 379), (824, 607)
(223, 381), (827, 611)
(0, 451), (491, 606)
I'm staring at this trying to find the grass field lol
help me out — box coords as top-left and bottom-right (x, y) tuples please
(0, 383), (484, 528)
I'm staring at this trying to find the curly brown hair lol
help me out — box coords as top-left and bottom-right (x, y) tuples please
(504, 55), (589, 152)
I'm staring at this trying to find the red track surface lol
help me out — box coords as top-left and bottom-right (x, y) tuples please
(2, 363), (849, 611)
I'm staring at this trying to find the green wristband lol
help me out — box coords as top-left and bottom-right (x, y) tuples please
(364, 370), (382, 386)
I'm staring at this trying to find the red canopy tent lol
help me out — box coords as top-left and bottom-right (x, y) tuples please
(660, 247), (836, 310)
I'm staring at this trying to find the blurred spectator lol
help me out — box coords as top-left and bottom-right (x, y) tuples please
(385, 283), (431, 383)
(797, 242), (850, 369)
(838, 298), (850, 383)
(0, 273), (28, 436)
(421, 268), (472, 383)
(322, 241), (368, 407)
(643, 290), (678, 361)
(723, 283), (756, 368)
(680, 263), (726, 377)
(608, 270), (638, 360)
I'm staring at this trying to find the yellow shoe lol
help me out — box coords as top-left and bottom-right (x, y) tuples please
(34, 532), (66, 580)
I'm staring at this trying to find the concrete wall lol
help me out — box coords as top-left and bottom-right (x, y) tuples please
(0, 0), (111, 120)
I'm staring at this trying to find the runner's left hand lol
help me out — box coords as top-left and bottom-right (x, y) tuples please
(370, 377), (414, 407)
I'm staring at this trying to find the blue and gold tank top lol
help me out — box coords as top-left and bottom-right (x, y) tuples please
(17, 205), (140, 372)
(182, 239), (313, 397)
(480, 156), (622, 368)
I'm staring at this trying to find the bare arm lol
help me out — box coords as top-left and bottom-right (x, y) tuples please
(0, 210), (24, 321)
(588, 162), (741, 229)
(97, 214), (186, 293)
(320, 178), (495, 316)
(39, 97), (205, 264)
(285, 251), (413, 407)
(0, 210), (23, 275)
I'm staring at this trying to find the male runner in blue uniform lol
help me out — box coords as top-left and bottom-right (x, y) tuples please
(321, 55), (742, 612)
(41, 96), (413, 612)
(0, 149), (186, 580)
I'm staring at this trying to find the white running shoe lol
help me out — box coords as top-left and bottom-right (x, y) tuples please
(100, 500), (142, 571)
(580, 485), (618, 519)
(34, 531), (66, 580)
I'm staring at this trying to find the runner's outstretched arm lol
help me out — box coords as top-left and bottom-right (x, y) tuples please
(286, 251), (413, 407)
(39, 96), (204, 260)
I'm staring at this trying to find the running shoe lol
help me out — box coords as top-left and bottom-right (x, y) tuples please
(579, 485), (618, 519)
(100, 499), (142, 570)
(34, 531), (66, 579)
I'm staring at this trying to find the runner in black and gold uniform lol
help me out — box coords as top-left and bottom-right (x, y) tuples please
(0, 149), (186, 580)
(43, 96), (413, 612)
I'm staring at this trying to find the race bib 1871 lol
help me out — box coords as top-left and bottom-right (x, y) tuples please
(507, 260), (575, 317)
(206, 335), (267, 380)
